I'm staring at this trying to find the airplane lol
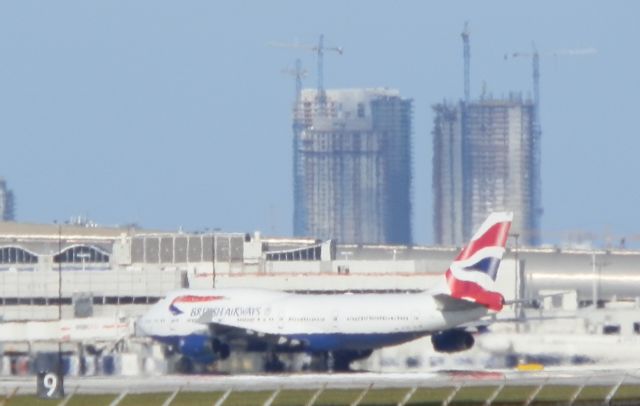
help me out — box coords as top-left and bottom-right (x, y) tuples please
(138, 212), (513, 372)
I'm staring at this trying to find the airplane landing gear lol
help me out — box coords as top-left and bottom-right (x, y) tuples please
(263, 352), (285, 372)
(313, 349), (374, 372)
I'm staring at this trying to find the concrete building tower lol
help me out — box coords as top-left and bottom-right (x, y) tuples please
(293, 88), (412, 244)
(433, 94), (541, 246)
(0, 178), (15, 221)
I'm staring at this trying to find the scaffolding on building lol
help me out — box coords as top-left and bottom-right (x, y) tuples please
(0, 178), (15, 222)
(433, 95), (540, 246)
(433, 26), (542, 246)
(293, 89), (413, 245)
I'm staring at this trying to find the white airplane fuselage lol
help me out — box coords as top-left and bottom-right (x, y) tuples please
(139, 287), (488, 352)
(139, 212), (513, 367)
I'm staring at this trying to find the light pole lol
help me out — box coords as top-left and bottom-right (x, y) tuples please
(37, 222), (64, 398)
(55, 221), (64, 396)
(509, 233), (521, 323)
(56, 223), (62, 320)
(211, 231), (216, 289)
(592, 251), (598, 308)
(57, 224), (63, 391)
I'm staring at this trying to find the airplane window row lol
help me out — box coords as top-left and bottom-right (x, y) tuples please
(287, 317), (325, 322)
(346, 315), (409, 321)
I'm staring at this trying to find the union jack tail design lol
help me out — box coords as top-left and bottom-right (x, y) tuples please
(445, 212), (513, 311)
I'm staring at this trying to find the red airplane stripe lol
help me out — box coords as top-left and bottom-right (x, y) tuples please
(455, 222), (511, 261)
(174, 295), (224, 303)
(445, 269), (504, 311)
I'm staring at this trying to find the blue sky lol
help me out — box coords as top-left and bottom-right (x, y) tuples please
(0, 1), (638, 245)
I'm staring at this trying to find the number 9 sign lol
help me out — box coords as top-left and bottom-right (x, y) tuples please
(37, 371), (64, 399)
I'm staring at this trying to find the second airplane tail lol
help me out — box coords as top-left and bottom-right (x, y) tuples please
(442, 212), (513, 311)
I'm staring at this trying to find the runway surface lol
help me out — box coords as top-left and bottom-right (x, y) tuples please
(2, 367), (640, 394)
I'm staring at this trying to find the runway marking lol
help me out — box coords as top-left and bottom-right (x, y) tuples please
(161, 388), (180, 406)
(568, 375), (589, 406)
(397, 386), (417, 406)
(57, 386), (78, 406)
(107, 390), (127, 406)
(442, 383), (462, 406)
(524, 377), (547, 406)
(604, 374), (626, 405)
(213, 388), (232, 406)
(0, 387), (19, 406)
(305, 384), (326, 406)
(262, 388), (280, 406)
(350, 383), (372, 406)
(484, 382), (504, 406)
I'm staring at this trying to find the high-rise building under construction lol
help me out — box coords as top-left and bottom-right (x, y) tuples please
(293, 88), (412, 244)
(432, 95), (541, 246)
(0, 178), (15, 221)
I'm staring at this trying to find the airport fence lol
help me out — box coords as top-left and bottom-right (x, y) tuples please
(2, 370), (640, 406)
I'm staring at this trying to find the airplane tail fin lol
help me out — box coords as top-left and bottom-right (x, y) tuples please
(441, 212), (513, 311)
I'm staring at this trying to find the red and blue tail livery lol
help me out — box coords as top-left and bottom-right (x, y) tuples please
(445, 212), (513, 311)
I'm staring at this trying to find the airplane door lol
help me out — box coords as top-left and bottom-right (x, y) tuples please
(276, 307), (286, 331)
(331, 309), (340, 331)
(411, 309), (420, 329)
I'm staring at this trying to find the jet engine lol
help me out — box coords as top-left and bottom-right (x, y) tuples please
(431, 329), (474, 353)
(177, 335), (215, 364)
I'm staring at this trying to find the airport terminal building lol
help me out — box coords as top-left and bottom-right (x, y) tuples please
(1, 221), (639, 322)
(2, 221), (640, 375)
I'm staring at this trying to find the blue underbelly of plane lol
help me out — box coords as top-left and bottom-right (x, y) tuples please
(153, 330), (430, 358)
(289, 331), (430, 351)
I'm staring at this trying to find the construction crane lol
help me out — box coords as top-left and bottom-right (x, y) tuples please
(461, 21), (470, 103)
(504, 45), (596, 238)
(270, 34), (343, 105)
(504, 46), (597, 126)
(282, 58), (308, 106)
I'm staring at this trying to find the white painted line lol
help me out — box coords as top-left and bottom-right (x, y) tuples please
(524, 380), (546, 406)
(397, 386), (417, 406)
(0, 387), (19, 406)
(161, 387), (181, 406)
(214, 388), (233, 406)
(484, 383), (504, 406)
(262, 388), (281, 406)
(604, 374), (626, 405)
(108, 390), (128, 406)
(57, 386), (78, 406)
(306, 384), (326, 406)
(568, 375), (590, 406)
(351, 383), (372, 406)
(442, 383), (462, 406)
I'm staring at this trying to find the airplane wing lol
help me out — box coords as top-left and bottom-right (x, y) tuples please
(193, 310), (306, 352)
(460, 313), (577, 331)
(433, 293), (486, 311)
(503, 291), (572, 306)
